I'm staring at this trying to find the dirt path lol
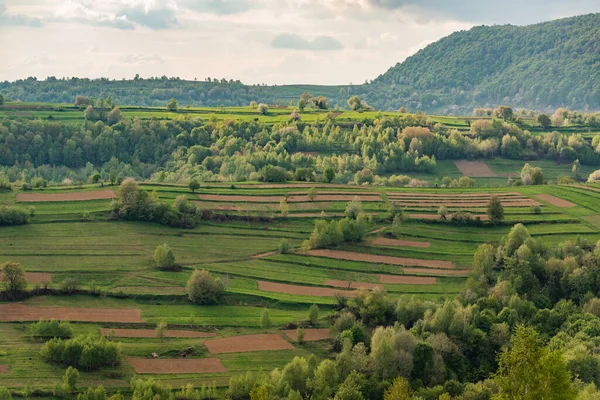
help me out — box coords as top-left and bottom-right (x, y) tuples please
(127, 357), (227, 374)
(16, 189), (116, 202)
(100, 328), (216, 338)
(0, 304), (143, 323)
(252, 251), (276, 259)
(534, 194), (576, 208)
(307, 249), (455, 269)
(282, 328), (331, 342)
(372, 237), (430, 248)
(204, 333), (294, 354)
(258, 280), (357, 297)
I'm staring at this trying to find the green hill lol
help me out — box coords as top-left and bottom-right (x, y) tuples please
(374, 13), (600, 111)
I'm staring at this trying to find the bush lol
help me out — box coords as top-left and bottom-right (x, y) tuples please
(187, 270), (224, 305)
(531, 205), (542, 215)
(40, 335), (121, 370)
(1, 262), (27, 293)
(588, 170), (600, 183)
(0, 206), (28, 226)
(154, 243), (176, 270)
(257, 103), (269, 115)
(278, 239), (290, 254)
(30, 320), (74, 339)
(260, 166), (289, 182)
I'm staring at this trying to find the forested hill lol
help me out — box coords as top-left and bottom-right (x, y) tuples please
(375, 13), (600, 111)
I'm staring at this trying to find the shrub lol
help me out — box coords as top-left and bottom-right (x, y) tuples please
(278, 239), (290, 254)
(309, 304), (319, 325)
(187, 270), (224, 305)
(531, 205), (542, 215)
(260, 166), (289, 182)
(61, 278), (79, 294)
(0, 206), (28, 226)
(296, 328), (305, 344)
(558, 175), (575, 185)
(257, 103), (269, 115)
(154, 243), (176, 270)
(30, 320), (74, 339)
(260, 308), (271, 329)
(40, 335), (121, 370)
(487, 195), (505, 224)
(588, 170), (600, 183)
(189, 179), (200, 193)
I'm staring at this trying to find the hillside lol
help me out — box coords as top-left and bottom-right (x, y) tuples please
(375, 13), (600, 111)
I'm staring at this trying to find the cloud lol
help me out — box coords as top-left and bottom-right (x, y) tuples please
(0, 0), (43, 27)
(180, 0), (252, 15)
(119, 53), (164, 64)
(365, 0), (600, 24)
(117, 0), (179, 29)
(272, 33), (344, 51)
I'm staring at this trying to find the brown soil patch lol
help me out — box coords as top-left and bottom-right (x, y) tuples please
(372, 237), (430, 248)
(100, 328), (216, 338)
(325, 280), (383, 290)
(127, 357), (227, 374)
(198, 194), (381, 203)
(204, 333), (294, 354)
(16, 189), (116, 203)
(258, 280), (357, 297)
(379, 274), (437, 285)
(0, 365), (8, 374)
(252, 184), (364, 189)
(307, 249), (455, 269)
(454, 160), (497, 177)
(0, 272), (51, 284)
(283, 328), (331, 342)
(534, 194), (576, 208)
(0, 304), (143, 323)
(289, 191), (377, 195)
(403, 268), (470, 277)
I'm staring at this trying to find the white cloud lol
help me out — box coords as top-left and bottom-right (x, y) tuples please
(272, 33), (344, 51)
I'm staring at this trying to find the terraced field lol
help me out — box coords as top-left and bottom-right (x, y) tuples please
(2, 181), (600, 391)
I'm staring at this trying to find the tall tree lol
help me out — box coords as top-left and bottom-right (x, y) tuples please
(1, 262), (27, 293)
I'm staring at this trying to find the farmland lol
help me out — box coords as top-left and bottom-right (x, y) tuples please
(2, 175), (600, 394)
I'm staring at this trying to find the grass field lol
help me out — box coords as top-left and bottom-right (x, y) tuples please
(2, 171), (600, 392)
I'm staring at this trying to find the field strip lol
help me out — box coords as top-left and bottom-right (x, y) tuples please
(394, 201), (538, 207)
(282, 328), (331, 342)
(454, 160), (497, 177)
(402, 268), (470, 276)
(568, 185), (600, 193)
(584, 216), (600, 229)
(234, 184), (365, 189)
(258, 280), (357, 297)
(288, 191), (377, 195)
(386, 192), (522, 198)
(0, 365), (8, 374)
(198, 194), (382, 203)
(379, 274), (437, 285)
(110, 286), (187, 295)
(325, 280), (383, 290)
(100, 328), (216, 338)
(127, 357), (227, 374)
(204, 333), (295, 354)
(0, 304), (144, 323)
(409, 213), (489, 221)
(391, 198), (533, 204)
(16, 189), (116, 202)
(372, 237), (430, 248)
(533, 194), (576, 207)
(306, 249), (456, 269)
(1, 272), (52, 283)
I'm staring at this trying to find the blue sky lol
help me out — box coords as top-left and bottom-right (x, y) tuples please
(0, 0), (598, 85)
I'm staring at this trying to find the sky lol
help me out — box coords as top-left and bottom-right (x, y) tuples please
(0, 0), (598, 85)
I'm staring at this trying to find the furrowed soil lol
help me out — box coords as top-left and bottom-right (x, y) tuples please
(16, 189), (116, 202)
(0, 304), (143, 323)
(204, 333), (295, 354)
(198, 194), (382, 203)
(372, 237), (431, 248)
(454, 160), (498, 177)
(0, 365), (8, 374)
(127, 357), (227, 374)
(534, 194), (576, 207)
(283, 328), (331, 342)
(258, 280), (357, 297)
(307, 249), (455, 269)
(100, 328), (217, 338)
